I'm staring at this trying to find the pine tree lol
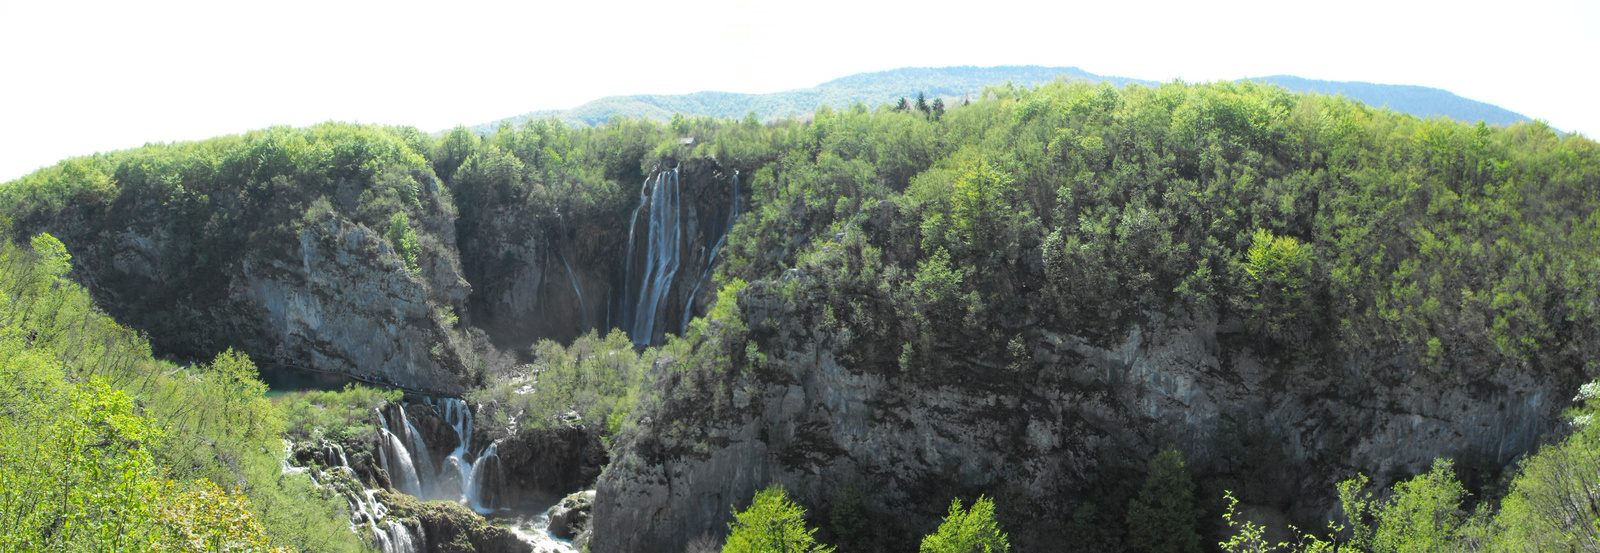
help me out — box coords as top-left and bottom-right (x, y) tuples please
(1126, 449), (1201, 553)
(921, 496), (1009, 553)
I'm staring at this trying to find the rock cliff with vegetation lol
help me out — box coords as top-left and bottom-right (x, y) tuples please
(2, 76), (1597, 552)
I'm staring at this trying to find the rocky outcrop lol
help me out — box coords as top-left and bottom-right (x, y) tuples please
(379, 492), (532, 553)
(234, 212), (471, 394)
(24, 191), (476, 394)
(547, 490), (595, 540)
(590, 275), (1574, 553)
(495, 425), (608, 506)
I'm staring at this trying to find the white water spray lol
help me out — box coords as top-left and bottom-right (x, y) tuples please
(629, 169), (683, 345)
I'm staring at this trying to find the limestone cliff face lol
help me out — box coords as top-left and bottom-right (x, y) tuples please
(232, 212), (471, 393)
(32, 200), (475, 394)
(590, 275), (1571, 552)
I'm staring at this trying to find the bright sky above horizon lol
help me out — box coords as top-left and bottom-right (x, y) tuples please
(1, 0), (1596, 182)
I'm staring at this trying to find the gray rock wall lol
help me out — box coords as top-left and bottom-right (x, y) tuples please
(236, 212), (470, 394)
(590, 276), (1570, 552)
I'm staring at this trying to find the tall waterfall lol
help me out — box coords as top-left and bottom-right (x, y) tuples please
(627, 169), (682, 345)
(621, 167), (742, 345)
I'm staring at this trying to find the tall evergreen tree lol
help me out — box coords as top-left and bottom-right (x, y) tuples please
(1127, 449), (1202, 553)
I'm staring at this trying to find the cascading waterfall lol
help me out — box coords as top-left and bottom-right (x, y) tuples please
(282, 399), (553, 552)
(375, 411), (423, 497)
(627, 169), (682, 345)
(383, 520), (423, 553)
(466, 441), (504, 513)
(681, 170), (741, 333)
(280, 438), (423, 553)
(375, 397), (507, 515)
(399, 409), (435, 497)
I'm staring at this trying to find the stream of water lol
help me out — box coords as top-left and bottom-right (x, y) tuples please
(284, 397), (566, 552)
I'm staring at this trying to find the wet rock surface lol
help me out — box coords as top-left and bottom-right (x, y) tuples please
(547, 490), (595, 540)
(381, 491), (532, 553)
(494, 425), (608, 506)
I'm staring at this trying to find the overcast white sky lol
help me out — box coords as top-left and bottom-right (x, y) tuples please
(1, 0), (1595, 182)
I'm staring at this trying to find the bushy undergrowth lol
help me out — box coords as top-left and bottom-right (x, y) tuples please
(0, 229), (364, 551)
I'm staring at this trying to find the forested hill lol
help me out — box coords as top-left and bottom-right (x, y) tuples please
(1249, 75), (1530, 127)
(5, 78), (1598, 552)
(475, 65), (1530, 131)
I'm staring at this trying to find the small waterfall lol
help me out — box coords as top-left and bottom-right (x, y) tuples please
(375, 411), (423, 497)
(438, 397), (477, 507)
(281, 438), (424, 552)
(382, 520), (423, 553)
(466, 441), (504, 514)
(380, 401), (509, 507)
(556, 239), (587, 330)
(398, 410), (435, 497)
(681, 170), (741, 332)
(628, 169), (683, 345)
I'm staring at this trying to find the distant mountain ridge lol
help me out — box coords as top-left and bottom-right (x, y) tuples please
(471, 65), (1529, 132)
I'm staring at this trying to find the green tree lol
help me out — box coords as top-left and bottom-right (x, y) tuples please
(920, 495), (1009, 553)
(1127, 449), (1202, 553)
(385, 211), (420, 275)
(1490, 380), (1600, 552)
(724, 485), (835, 553)
(1242, 228), (1316, 342)
(1338, 459), (1468, 553)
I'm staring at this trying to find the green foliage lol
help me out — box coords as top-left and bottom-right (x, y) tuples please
(1243, 228), (1318, 342)
(1218, 490), (1335, 553)
(0, 233), (361, 552)
(724, 485), (835, 553)
(469, 329), (647, 436)
(385, 211), (420, 274)
(278, 384), (399, 445)
(1339, 460), (1470, 553)
(1126, 449), (1202, 553)
(1490, 381), (1600, 552)
(920, 495), (1009, 553)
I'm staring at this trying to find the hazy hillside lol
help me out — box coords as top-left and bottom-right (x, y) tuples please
(473, 65), (1529, 132)
(473, 66), (1151, 131)
(1250, 75), (1529, 126)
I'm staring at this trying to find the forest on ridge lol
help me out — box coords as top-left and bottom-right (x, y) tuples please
(1, 78), (1598, 552)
